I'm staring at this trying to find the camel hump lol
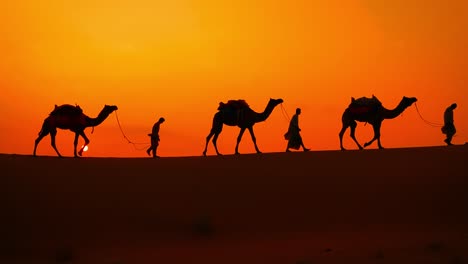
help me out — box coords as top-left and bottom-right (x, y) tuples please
(349, 96), (382, 108)
(218, 99), (250, 111)
(50, 104), (83, 116)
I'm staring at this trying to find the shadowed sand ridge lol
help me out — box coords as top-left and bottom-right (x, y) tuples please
(2, 145), (468, 263)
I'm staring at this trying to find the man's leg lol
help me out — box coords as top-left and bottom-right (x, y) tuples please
(300, 135), (310, 151)
(153, 141), (159, 158)
(146, 145), (152, 156)
(446, 134), (454, 145)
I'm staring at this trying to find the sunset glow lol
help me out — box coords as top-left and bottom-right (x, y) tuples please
(1, 0), (467, 157)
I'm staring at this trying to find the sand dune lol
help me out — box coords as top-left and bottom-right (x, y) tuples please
(1, 145), (468, 263)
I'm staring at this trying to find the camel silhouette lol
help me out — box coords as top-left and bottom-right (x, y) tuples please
(339, 96), (417, 150)
(33, 104), (118, 157)
(203, 98), (284, 156)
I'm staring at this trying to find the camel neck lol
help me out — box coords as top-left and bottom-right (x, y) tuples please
(86, 109), (112, 127)
(255, 102), (276, 122)
(382, 100), (409, 119)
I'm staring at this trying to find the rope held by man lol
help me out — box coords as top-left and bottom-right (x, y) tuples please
(280, 103), (290, 122)
(114, 111), (150, 150)
(414, 102), (443, 127)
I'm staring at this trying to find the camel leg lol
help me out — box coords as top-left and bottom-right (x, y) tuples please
(364, 123), (382, 149)
(208, 120), (224, 156)
(73, 132), (80, 157)
(33, 128), (50, 157)
(204, 114), (223, 156)
(77, 131), (90, 157)
(377, 126), (384, 149)
(248, 127), (261, 154)
(203, 131), (215, 156)
(212, 132), (222, 156)
(377, 137), (384, 149)
(339, 123), (349, 150)
(349, 121), (363, 150)
(210, 123), (223, 156)
(235, 127), (246, 155)
(50, 129), (63, 157)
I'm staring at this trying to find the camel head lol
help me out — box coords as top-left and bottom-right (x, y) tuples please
(402, 96), (417, 107)
(103, 105), (118, 114)
(269, 98), (284, 107)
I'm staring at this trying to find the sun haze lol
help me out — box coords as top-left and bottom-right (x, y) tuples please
(1, 0), (467, 157)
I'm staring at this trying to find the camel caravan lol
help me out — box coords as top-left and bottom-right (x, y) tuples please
(33, 96), (421, 157)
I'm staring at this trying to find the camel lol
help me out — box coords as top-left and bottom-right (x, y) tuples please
(203, 98), (284, 156)
(339, 96), (417, 150)
(33, 104), (118, 157)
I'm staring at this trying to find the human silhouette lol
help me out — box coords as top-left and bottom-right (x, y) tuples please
(202, 98), (284, 156)
(33, 104), (118, 157)
(442, 103), (457, 145)
(339, 96), (417, 150)
(147, 117), (165, 158)
(285, 108), (310, 152)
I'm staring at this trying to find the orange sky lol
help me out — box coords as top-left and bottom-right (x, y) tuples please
(1, 0), (467, 157)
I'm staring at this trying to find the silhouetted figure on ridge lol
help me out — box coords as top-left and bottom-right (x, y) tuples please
(285, 108), (309, 152)
(442, 103), (457, 145)
(203, 98), (284, 156)
(147, 117), (165, 158)
(33, 104), (118, 157)
(339, 95), (417, 150)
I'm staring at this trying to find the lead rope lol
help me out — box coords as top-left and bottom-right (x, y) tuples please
(280, 103), (291, 123)
(114, 111), (150, 150)
(414, 102), (443, 127)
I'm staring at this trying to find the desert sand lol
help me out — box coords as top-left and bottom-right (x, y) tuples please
(1, 145), (468, 264)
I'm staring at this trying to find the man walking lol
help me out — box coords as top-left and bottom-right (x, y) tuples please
(147, 117), (165, 157)
(285, 108), (310, 152)
(442, 103), (457, 145)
